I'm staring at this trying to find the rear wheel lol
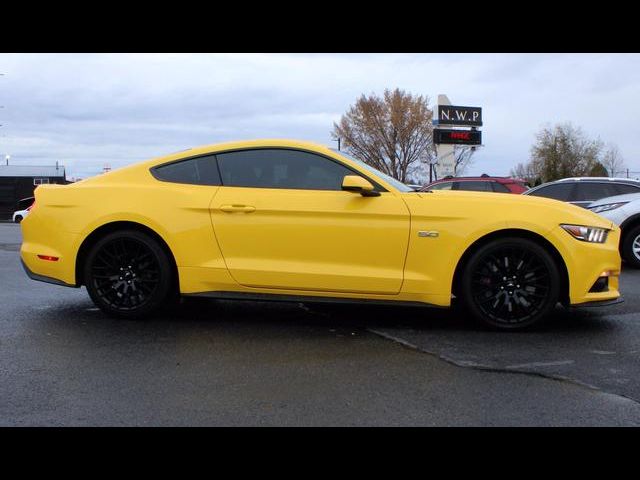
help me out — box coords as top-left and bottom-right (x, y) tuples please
(460, 237), (560, 330)
(14, 215), (22, 224)
(83, 230), (173, 318)
(621, 225), (640, 269)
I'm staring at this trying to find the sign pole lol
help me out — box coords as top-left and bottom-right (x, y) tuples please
(433, 95), (483, 179)
(434, 95), (455, 178)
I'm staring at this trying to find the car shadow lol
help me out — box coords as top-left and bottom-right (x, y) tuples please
(42, 294), (621, 337)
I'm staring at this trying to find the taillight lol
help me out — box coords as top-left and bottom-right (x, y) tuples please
(37, 255), (59, 262)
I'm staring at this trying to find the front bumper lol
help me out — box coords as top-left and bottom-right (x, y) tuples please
(553, 225), (622, 306)
(568, 297), (624, 309)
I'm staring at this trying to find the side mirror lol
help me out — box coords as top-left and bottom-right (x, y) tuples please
(341, 175), (380, 197)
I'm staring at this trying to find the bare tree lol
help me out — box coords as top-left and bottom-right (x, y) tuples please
(454, 146), (476, 176)
(511, 160), (542, 186)
(332, 88), (435, 183)
(601, 143), (626, 177)
(513, 122), (604, 184)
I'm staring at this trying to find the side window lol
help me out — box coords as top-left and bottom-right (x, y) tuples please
(153, 155), (221, 186)
(572, 183), (620, 202)
(426, 182), (454, 191)
(614, 184), (640, 195)
(456, 181), (492, 192)
(216, 149), (355, 191)
(492, 182), (511, 193)
(528, 183), (574, 201)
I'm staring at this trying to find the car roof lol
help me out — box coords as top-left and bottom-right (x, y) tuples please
(81, 139), (406, 193)
(428, 176), (524, 183)
(526, 177), (640, 194)
(555, 177), (640, 183)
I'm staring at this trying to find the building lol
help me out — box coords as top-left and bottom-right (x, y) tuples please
(0, 163), (67, 220)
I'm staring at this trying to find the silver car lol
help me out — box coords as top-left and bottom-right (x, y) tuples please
(588, 192), (640, 268)
(525, 177), (640, 208)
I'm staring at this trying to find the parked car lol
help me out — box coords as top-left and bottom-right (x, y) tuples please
(16, 196), (35, 211)
(587, 192), (640, 268)
(12, 204), (33, 223)
(20, 139), (622, 330)
(421, 175), (529, 194)
(524, 177), (640, 208)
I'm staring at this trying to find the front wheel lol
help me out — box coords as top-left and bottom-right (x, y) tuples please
(83, 230), (174, 318)
(14, 215), (23, 224)
(621, 225), (640, 269)
(460, 237), (561, 330)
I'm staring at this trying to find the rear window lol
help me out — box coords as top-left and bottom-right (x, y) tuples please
(572, 182), (623, 202)
(455, 181), (493, 192)
(492, 182), (511, 193)
(614, 184), (640, 195)
(153, 155), (221, 186)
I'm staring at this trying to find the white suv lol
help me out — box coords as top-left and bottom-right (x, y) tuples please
(588, 192), (640, 268)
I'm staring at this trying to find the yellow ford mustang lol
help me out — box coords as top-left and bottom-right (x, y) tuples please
(20, 139), (622, 329)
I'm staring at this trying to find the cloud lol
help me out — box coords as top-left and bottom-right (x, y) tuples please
(1, 53), (638, 179)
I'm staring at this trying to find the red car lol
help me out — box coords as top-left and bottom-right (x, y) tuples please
(420, 175), (529, 194)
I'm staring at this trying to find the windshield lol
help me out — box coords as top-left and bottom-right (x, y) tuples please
(330, 149), (414, 192)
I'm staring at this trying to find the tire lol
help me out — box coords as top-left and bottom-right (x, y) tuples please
(621, 225), (640, 269)
(14, 215), (22, 224)
(83, 229), (174, 319)
(460, 237), (561, 330)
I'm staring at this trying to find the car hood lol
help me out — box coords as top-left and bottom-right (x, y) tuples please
(404, 190), (615, 230)
(587, 192), (640, 207)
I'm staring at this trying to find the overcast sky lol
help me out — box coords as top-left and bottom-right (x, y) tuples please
(1, 53), (639, 180)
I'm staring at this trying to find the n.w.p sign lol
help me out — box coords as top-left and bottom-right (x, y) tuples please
(436, 105), (482, 127)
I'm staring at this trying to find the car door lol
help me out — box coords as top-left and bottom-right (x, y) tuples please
(210, 148), (411, 294)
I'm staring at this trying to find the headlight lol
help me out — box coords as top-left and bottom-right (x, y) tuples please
(561, 224), (609, 243)
(588, 202), (628, 213)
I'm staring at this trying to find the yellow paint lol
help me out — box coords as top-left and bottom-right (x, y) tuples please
(20, 139), (622, 307)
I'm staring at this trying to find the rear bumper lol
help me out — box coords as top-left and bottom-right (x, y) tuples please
(20, 259), (78, 287)
(20, 211), (80, 286)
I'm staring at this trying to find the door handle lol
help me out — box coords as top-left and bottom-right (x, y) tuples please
(220, 205), (256, 213)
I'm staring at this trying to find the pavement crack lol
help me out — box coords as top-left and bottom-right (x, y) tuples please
(367, 328), (640, 407)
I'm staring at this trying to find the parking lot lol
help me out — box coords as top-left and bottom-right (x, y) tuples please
(2, 222), (640, 426)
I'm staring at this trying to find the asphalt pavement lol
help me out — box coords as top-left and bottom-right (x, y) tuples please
(2, 222), (640, 426)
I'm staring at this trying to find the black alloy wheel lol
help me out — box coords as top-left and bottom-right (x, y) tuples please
(14, 215), (23, 223)
(84, 229), (173, 318)
(461, 237), (560, 330)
